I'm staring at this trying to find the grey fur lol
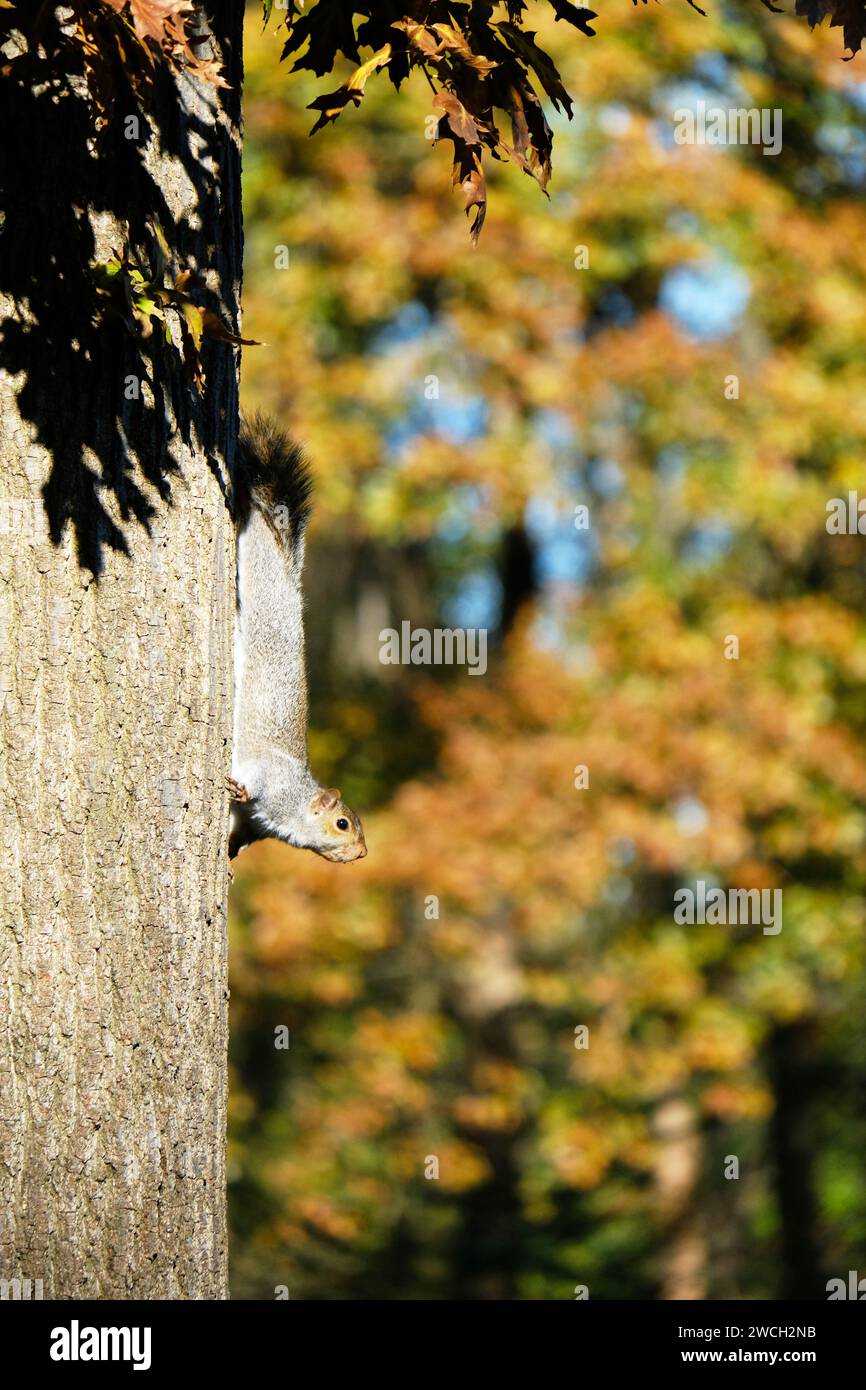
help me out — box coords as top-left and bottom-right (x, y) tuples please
(229, 415), (367, 865)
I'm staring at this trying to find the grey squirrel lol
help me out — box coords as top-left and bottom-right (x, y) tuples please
(227, 413), (367, 865)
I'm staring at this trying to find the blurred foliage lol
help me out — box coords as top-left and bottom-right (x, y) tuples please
(229, 0), (866, 1299)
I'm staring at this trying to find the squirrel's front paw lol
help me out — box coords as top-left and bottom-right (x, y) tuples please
(225, 776), (251, 803)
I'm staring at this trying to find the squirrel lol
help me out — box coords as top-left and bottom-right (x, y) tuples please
(226, 413), (367, 866)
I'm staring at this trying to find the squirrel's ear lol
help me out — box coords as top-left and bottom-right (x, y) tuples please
(311, 787), (341, 813)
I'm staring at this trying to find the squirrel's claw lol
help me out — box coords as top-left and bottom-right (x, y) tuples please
(225, 776), (251, 803)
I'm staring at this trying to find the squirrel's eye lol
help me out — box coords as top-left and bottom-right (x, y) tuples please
(336, 817), (349, 832)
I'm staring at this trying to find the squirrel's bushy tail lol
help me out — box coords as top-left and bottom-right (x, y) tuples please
(237, 412), (313, 559)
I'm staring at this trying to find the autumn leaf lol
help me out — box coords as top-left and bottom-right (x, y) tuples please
(390, 19), (444, 62)
(548, 1), (598, 35)
(307, 43), (393, 133)
(283, 2), (595, 237)
(174, 267), (205, 295)
(796, 0), (866, 55)
(200, 310), (261, 348)
(281, 0), (361, 76)
(433, 90), (483, 146)
(92, 239), (258, 392)
(107, 0), (193, 47)
(429, 21), (500, 76)
(99, 0), (228, 88)
(498, 81), (553, 188)
(495, 21), (574, 116)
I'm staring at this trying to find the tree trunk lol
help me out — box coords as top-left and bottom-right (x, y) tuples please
(653, 1097), (707, 1300)
(0, 8), (243, 1298)
(768, 1021), (823, 1299)
(497, 523), (537, 636)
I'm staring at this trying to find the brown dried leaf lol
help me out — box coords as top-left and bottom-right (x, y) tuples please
(128, 0), (193, 46)
(100, 0), (227, 86)
(200, 310), (261, 348)
(307, 42), (392, 133)
(495, 21), (574, 115)
(457, 149), (487, 245)
(430, 21), (499, 76)
(433, 90), (481, 146)
(795, 0), (866, 56)
(390, 19), (442, 61)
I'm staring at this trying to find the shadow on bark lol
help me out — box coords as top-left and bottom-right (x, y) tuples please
(0, 7), (242, 574)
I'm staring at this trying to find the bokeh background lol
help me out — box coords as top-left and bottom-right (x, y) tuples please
(228, 0), (866, 1299)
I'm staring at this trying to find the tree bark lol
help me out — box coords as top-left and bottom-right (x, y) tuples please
(0, 8), (243, 1298)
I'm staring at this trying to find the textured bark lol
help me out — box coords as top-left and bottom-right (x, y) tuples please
(0, 10), (243, 1298)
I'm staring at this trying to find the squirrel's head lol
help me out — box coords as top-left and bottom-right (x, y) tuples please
(304, 786), (367, 863)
